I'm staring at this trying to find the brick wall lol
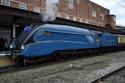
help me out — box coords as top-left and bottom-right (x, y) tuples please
(0, 0), (116, 29)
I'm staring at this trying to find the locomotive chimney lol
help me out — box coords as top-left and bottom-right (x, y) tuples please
(105, 15), (116, 29)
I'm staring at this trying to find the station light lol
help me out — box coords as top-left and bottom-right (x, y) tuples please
(21, 45), (25, 50)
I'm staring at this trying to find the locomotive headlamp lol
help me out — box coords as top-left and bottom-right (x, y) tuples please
(9, 41), (15, 49)
(21, 45), (25, 50)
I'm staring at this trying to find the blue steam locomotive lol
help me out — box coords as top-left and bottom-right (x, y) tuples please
(17, 24), (119, 60)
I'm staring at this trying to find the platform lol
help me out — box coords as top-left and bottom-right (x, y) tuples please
(0, 51), (11, 56)
(0, 53), (15, 67)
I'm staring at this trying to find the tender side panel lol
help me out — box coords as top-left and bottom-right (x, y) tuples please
(101, 34), (118, 47)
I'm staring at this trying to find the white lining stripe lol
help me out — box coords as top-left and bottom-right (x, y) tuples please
(0, 53), (11, 56)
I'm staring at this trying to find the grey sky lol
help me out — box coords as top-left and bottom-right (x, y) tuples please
(90, 0), (125, 26)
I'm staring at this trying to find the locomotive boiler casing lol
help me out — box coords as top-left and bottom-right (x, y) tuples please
(19, 24), (101, 58)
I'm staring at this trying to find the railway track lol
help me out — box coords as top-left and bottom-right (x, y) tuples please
(9, 56), (125, 83)
(0, 50), (97, 74)
(0, 51), (124, 77)
(0, 51), (125, 83)
(91, 65), (125, 83)
(0, 54), (92, 74)
(0, 51), (117, 74)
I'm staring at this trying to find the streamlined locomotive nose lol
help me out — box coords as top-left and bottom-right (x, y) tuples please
(19, 24), (99, 58)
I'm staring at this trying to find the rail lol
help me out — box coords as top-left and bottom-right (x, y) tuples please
(91, 66), (125, 83)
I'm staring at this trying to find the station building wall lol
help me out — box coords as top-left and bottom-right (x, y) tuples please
(0, 0), (116, 29)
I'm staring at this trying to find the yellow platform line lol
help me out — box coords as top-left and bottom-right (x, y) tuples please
(0, 58), (15, 67)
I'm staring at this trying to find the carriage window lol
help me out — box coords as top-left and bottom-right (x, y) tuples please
(42, 31), (53, 36)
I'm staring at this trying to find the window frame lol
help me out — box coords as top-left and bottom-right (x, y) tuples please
(92, 10), (97, 18)
(67, 0), (74, 9)
(34, 6), (41, 13)
(19, 3), (27, 10)
(1, 0), (10, 6)
(100, 14), (104, 20)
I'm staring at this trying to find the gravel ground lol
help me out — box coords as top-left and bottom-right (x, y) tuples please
(101, 68), (125, 83)
(0, 51), (125, 83)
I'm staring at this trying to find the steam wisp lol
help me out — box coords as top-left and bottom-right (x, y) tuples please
(43, 0), (59, 21)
